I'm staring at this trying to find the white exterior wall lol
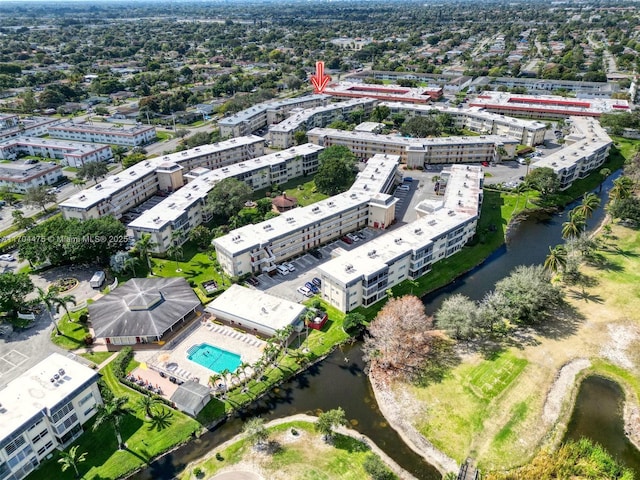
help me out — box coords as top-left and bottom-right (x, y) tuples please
(49, 125), (156, 147)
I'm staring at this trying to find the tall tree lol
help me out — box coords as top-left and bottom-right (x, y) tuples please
(609, 176), (634, 202)
(242, 417), (269, 450)
(574, 192), (601, 221)
(133, 233), (156, 275)
(11, 209), (35, 230)
(562, 209), (586, 239)
(435, 294), (478, 340)
(371, 105), (390, 123)
(35, 286), (74, 335)
(315, 407), (347, 443)
(92, 396), (133, 450)
(137, 395), (160, 419)
(525, 167), (560, 198)
(76, 161), (109, 185)
(50, 289), (77, 326)
(0, 272), (34, 317)
(57, 445), (87, 479)
(205, 177), (252, 222)
(314, 145), (357, 195)
(111, 145), (128, 165)
(0, 185), (17, 206)
(24, 185), (56, 212)
(362, 295), (437, 382)
(598, 167), (611, 193)
(543, 245), (568, 274)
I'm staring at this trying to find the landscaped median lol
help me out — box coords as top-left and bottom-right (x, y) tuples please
(177, 415), (408, 480)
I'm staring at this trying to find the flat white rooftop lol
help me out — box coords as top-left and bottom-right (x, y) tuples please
(219, 94), (329, 126)
(319, 165), (483, 283)
(0, 353), (99, 441)
(0, 136), (110, 155)
(325, 81), (442, 102)
(214, 155), (399, 256)
(533, 116), (611, 171)
(379, 101), (547, 130)
(0, 160), (60, 181)
(49, 120), (155, 135)
(269, 98), (374, 134)
(469, 91), (629, 116)
(60, 135), (264, 210)
(129, 144), (324, 231)
(309, 127), (518, 148)
(206, 284), (306, 332)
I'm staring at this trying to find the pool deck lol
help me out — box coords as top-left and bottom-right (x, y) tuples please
(145, 321), (266, 388)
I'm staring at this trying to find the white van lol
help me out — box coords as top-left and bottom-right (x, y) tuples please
(90, 271), (106, 288)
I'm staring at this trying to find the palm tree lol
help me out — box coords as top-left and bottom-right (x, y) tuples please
(123, 256), (138, 277)
(599, 168), (611, 193)
(562, 209), (586, 239)
(134, 233), (156, 275)
(137, 394), (160, 419)
(92, 396), (132, 450)
(544, 245), (568, 274)
(239, 361), (251, 383)
(57, 445), (87, 479)
(609, 176), (634, 203)
(51, 290), (77, 326)
(219, 369), (230, 399)
(574, 192), (601, 221)
(111, 145), (128, 166)
(35, 286), (65, 335)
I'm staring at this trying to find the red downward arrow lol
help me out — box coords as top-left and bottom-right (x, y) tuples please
(310, 61), (331, 94)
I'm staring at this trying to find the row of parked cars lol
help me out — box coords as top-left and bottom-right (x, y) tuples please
(297, 277), (322, 297)
(341, 231), (365, 245)
(276, 262), (296, 276)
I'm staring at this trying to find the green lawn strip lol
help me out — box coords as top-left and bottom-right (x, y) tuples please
(587, 359), (640, 401)
(79, 351), (113, 365)
(27, 363), (199, 480)
(414, 351), (529, 462)
(251, 176), (328, 207)
(491, 400), (530, 446)
(179, 421), (394, 480)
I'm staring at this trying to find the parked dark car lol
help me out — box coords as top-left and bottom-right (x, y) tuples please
(309, 249), (323, 259)
(305, 281), (319, 294)
(312, 277), (322, 287)
(341, 236), (353, 245)
(246, 276), (260, 286)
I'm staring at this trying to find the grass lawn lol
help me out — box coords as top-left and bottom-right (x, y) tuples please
(252, 175), (328, 207)
(80, 351), (114, 365)
(178, 421), (396, 480)
(50, 309), (90, 350)
(27, 364), (199, 480)
(401, 222), (640, 471)
(155, 131), (172, 141)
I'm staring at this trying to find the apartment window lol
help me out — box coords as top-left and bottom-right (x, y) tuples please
(79, 392), (94, 406)
(4, 435), (26, 456)
(31, 429), (49, 443)
(51, 401), (74, 423)
(7, 445), (33, 468)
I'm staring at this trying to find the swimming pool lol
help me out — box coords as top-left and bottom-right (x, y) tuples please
(187, 343), (241, 374)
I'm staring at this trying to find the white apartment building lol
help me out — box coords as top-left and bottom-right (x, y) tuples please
(380, 102), (547, 146)
(318, 165), (484, 312)
(0, 116), (61, 142)
(469, 91), (630, 119)
(129, 144), (324, 254)
(268, 98), (376, 149)
(0, 114), (19, 130)
(0, 354), (102, 480)
(214, 154), (401, 277)
(0, 161), (64, 194)
(219, 94), (330, 138)
(0, 137), (113, 168)
(532, 116), (612, 190)
(307, 127), (518, 168)
(60, 135), (265, 221)
(325, 81), (444, 102)
(48, 121), (157, 147)
(476, 76), (619, 98)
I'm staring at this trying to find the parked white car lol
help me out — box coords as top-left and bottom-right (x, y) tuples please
(397, 184), (410, 191)
(297, 286), (313, 297)
(346, 233), (360, 242)
(284, 262), (296, 272)
(276, 265), (290, 275)
(0, 254), (15, 261)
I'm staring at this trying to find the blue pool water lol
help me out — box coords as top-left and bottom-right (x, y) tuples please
(187, 343), (241, 373)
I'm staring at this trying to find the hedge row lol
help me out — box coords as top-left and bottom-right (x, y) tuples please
(111, 346), (133, 379)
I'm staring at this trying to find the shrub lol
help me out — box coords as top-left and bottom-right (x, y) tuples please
(83, 334), (94, 346)
(78, 312), (89, 323)
(193, 467), (205, 478)
(363, 454), (395, 480)
(111, 346), (133, 379)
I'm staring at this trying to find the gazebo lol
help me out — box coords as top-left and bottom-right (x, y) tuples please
(88, 277), (200, 347)
(271, 192), (298, 212)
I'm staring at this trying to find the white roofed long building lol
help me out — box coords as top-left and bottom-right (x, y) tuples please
(307, 127), (518, 168)
(214, 154), (401, 277)
(0, 354), (102, 480)
(60, 135), (264, 221)
(318, 165), (484, 312)
(129, 144), (324, 254)
(0, 137), (112, 168)
(48, 121), (157, 147)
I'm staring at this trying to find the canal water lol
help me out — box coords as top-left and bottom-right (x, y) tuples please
(134, 174), (638, 479)
(564, 376), (640, 476)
